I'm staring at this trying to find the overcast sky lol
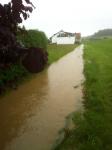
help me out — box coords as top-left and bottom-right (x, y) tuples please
(1, 0), (112, 37)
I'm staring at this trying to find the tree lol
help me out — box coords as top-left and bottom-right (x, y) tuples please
(0, 0), (34, 66)
(0, 0), (48, 73)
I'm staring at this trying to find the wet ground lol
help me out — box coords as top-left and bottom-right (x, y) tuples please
(0, 45), (84, 150)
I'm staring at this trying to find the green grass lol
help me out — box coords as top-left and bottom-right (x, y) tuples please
(47, 44), (77, 64)
(55, 39), (112, 150)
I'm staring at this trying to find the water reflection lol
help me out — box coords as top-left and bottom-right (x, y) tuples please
(0, 45), (84, 150)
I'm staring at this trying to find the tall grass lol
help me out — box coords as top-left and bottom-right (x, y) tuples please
(55, 39), (112, 150)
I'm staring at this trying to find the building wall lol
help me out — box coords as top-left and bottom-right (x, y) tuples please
(51, 35), (58, 43)
(57, 37), (75, 44)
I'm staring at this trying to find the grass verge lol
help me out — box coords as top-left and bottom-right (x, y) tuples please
(47, 44), (77, 64)
(54, 39), (112, 150)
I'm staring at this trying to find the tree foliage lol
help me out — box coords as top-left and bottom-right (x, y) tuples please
(0, 0), (34, 66)
(18, 29), (48, 50)
(93, 29), (112, 37)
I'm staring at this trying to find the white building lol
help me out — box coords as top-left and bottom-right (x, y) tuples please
(50, 30), (76, 44)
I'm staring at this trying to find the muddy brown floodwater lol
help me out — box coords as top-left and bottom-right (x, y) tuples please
(0, 45), (84, 150)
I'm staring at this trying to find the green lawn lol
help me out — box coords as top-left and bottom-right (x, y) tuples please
(55, 39), (112, 150)
(47, 44), (77, 64)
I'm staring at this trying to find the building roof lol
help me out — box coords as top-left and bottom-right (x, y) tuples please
(50, 30), (75, 39)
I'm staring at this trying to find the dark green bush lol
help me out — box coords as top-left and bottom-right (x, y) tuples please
(17, 29), (48, 50)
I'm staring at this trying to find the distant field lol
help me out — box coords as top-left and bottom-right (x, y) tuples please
(55, 38), (112, 149)
(47, 44), (77, 64)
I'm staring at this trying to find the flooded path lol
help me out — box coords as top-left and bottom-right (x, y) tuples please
(0, 45), (84, 150)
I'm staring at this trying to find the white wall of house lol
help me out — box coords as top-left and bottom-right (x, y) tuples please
(51, 35), (58, 43)
(50, 31), (77, 44)
(57, 37), (75, 44)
